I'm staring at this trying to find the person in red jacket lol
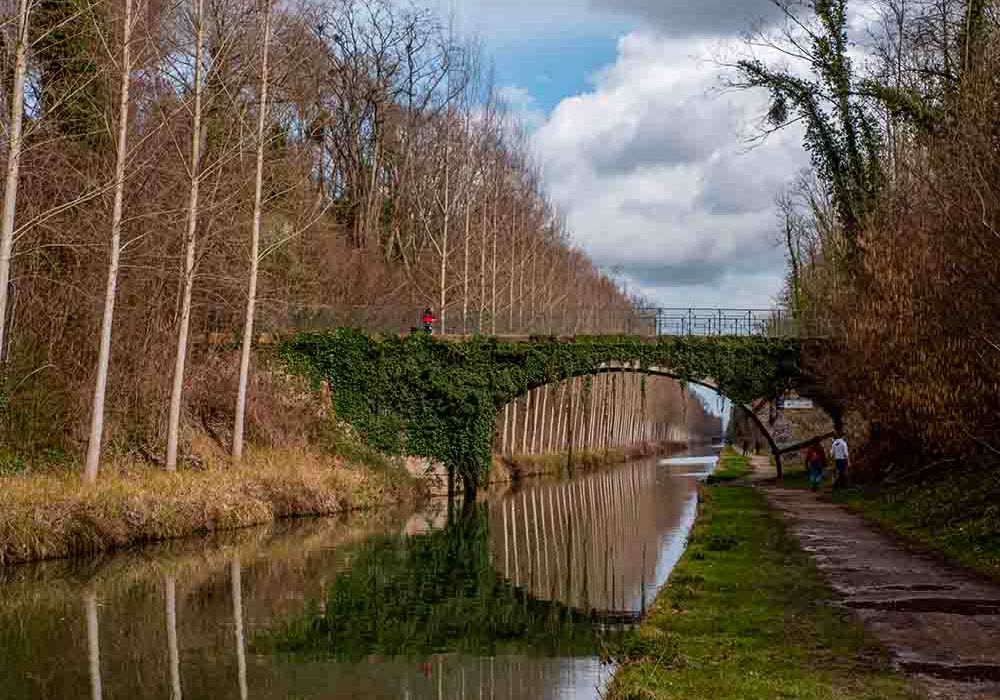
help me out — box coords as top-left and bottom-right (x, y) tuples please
(421, 307), (435, 334)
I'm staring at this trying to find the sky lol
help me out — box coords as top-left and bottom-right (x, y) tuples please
(427, 0), (812, 309)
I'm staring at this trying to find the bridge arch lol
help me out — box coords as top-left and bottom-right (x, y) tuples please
(281, 330), (810, 498)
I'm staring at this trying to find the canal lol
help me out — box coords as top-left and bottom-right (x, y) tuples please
(0, 446), (720, 699)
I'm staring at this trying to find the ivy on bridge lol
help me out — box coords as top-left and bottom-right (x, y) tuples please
(280, 329), (804, 495)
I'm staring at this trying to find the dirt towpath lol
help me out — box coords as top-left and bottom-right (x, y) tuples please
(755, 468), (1000, 699)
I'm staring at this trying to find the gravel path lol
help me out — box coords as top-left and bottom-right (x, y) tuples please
(761, 481), (1000, 700)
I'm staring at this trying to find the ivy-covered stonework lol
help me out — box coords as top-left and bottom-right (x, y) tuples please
(280, 330), (803, 491)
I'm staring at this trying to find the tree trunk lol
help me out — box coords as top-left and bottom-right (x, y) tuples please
(232, 1), (272, 462)
(84, 0), (135, 484)
(462, 192), (471, 335)
(520, 392), (529, 455)
(439, 129), (450, 335)
(531, 387), (541, 454)
(501, 402), (509, 457)
(166, 0), (206, 471)
(0, 0), (30, 361)
(490, 179), (498, 335)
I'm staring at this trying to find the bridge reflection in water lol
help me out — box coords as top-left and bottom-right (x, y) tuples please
(0, 453), (718, 700)
(489, 460), (700, 622)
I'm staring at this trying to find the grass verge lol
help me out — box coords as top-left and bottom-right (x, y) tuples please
(607, 484), (919, 700)
(706, 447), (752, 483)
(0, 446), (422, 566)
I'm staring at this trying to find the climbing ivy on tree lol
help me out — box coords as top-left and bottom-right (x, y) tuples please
(281, 330), (803, 492)
(734, 0), (884, 249)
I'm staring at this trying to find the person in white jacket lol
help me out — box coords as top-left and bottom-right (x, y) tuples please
(831, 433), (849, 487)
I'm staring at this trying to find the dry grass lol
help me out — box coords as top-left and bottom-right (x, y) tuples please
(0, 447), (421, 566)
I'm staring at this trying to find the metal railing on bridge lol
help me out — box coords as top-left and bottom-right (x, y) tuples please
(642, 308), (815, 337)
(228, 304), (823, 340)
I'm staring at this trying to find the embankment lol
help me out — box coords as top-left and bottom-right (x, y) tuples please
(0, 447), (423, 566)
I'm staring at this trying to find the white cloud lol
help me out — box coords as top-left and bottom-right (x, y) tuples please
(532, 30), (809, 307)
(496, 85), (547, 132)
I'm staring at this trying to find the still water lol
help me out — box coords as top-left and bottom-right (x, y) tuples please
(0, 447), (719, 700)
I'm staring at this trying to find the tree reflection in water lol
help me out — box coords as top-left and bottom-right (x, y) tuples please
(265, 506), (612, 661)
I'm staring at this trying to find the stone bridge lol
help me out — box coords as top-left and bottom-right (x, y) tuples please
(281, 329), (835, 498)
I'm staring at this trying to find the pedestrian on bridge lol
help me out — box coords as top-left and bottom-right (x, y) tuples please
(832, 433), (850, 488)
(422, 307), (435, 335)
(805, 441), (827, 491)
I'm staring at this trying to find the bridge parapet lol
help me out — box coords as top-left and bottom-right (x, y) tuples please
(261, 305), (822, 339)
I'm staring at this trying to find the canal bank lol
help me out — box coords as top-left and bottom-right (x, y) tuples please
(608, 450), (919, 700)
(0, 444), (424, 566)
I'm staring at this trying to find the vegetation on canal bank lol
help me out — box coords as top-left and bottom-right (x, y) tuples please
(0, 443), (422, 567)
(705, 447), (752, 483)
(608, 483), (918, 700)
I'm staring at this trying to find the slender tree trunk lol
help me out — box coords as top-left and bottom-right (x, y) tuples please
(538, 386), (548, 453)
(517, 223), (525, 331)
(166, 0), (206, 471)
(462, 192), (471, 335)
(84, 0), (135, 484)
(490, 180), (498, 335)
(585, 376), (594, 450)
(557, 383), (567, 452)
(0, 0), (30, 361)
(501, 403), (509, 457)
(520, 392), (529, 455)
(531, 387), (541, 454)
(508, 211), (516, 332)
(232, 1), (272, 462)
(365, 134), (380, 250)
(547, 384), (559, 452)
(479, 199), (487, 334)
(439, 130), (450, 335)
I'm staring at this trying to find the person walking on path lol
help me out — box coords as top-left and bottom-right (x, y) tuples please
(805, 441), (827, 491)
(831, 433), (850, 488)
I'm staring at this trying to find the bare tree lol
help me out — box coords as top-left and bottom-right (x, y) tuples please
(232, 0), (272, 462)
(84, 0), (138, 483)
(166, 0), (207, 471)
(0, 0), (30, 362)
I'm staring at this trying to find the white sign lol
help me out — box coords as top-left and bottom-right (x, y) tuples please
(780, 398), (815, 410)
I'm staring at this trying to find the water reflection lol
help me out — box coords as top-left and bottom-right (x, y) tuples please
(488, 461), (702, 619)
(0, 450), (716, 700)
